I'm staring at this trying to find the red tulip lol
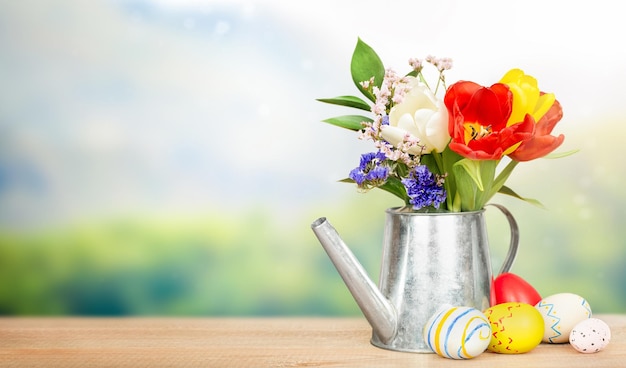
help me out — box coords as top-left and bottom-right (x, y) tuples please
(491, 272), (542, 306)
(508, 99), (565, 161)
(444, 81), (534, 160)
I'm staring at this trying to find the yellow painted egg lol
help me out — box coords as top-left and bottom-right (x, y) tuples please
(423, 306), (491, 359)
(535, 292), (592, 343)
(484, 302), (544, 354)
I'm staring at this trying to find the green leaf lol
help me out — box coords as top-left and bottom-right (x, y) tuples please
(488, 159), (519, 200)
(322, 115), (372, 131)
(338, 177), (408, 204)
(543, 149), (579, 159)
(474, 160), (497, 209)
(454, 159), (486, 191)
(378, 177), (409, 204)
(351, 38), (385, 103)
(452, 163), (478, 211)
(451, 191), (462, 212)
(498, 185), (545, 209)
(316, 96), (371, 112)
(452, 159), (497, 211)
(420, 154), (440, 175)
(393, 162), (410, 178)
(440, 148), (463, 210)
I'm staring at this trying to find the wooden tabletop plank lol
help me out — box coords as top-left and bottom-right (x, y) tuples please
(1, 315), (624, 367)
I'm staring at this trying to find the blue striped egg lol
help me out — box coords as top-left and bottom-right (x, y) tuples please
(423, 306), (492, 359)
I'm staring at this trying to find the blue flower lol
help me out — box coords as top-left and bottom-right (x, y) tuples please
(349, 152), (390, 186)
(402, 165), (446, 210)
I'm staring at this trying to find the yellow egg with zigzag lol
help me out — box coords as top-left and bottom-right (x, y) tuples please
(484, 302), (544, 354)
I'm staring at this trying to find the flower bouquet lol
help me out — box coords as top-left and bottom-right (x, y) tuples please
(318, 38), (571, 212)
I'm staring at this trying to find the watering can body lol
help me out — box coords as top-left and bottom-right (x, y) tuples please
(311, 205), (518, 353)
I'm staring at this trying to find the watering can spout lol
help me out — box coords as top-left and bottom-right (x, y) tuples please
(311, 217), (397, 344)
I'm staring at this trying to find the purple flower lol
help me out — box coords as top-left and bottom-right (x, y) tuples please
(349, 152), (390, 186)
(402, 165), (446, 210)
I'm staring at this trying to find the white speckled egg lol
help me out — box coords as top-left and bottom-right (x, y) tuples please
(535, 293), (592, 343)
(423, 306), (491, 359)
(569, 318), (611, 353)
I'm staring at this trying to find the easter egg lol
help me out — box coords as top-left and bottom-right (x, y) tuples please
(535, 292), (592, 343)
(484, 302), (544, 354)
(423, 306), (491, 359)
(491, 272), (542, 306)
(569, 318), (611, 353)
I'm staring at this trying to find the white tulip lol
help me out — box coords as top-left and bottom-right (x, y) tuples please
(380, 77), (450, 154)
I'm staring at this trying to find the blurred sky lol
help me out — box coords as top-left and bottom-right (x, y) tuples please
(1, 0), (625, 230)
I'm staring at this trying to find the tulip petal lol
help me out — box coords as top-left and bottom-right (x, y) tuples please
(380, 125), (425, 155)
(380, 125), (406, 146)
(385, 78), (450, 154)
(508, 100), (565, 161)
(535, 99), (563, 135)
(396, 113), (421, 137)
(412, 109), (436, 147)
(509, 134), (565, 162)
(533, 92), (556, 123)
(425, 110), (451, 152)
(444, 81), (515, 160)
(448, 141), (503, 160)
(444, 81), (482, 112)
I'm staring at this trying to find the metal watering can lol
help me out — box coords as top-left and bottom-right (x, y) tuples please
(311, 204), (518, 352)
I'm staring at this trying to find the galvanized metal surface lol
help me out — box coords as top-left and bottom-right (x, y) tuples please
(311, 206), (518, 353)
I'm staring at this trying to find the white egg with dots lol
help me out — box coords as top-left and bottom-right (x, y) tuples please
(569, 318), (611, 353)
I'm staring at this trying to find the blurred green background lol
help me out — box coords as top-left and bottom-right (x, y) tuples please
(1, 0), (625, 315)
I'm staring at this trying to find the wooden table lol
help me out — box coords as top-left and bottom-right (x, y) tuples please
(1, 315), (624, 367)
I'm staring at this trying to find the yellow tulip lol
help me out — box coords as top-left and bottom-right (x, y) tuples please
(500, 68), (555, 126)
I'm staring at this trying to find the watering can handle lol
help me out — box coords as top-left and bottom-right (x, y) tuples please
(487, 203), (519, 276)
